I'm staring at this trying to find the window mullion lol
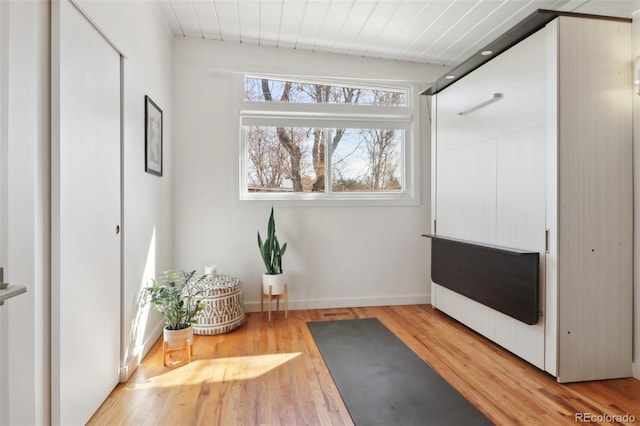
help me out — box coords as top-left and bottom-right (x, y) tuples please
(325, 128), (332, 196)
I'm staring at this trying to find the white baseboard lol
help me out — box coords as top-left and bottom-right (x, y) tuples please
(244, 294), (431, 313)
(119, 321), (164, 383)
(633, 362), (640, 381)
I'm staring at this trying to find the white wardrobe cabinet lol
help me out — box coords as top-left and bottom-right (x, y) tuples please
(425, 11), (632, 383)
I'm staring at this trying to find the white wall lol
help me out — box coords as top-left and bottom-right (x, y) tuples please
(74, 0), (174, 380)
(172, 38), (439, 311)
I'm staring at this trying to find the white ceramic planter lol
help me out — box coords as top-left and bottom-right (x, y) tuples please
(163, 326), (193, 350)
(262, 272), (286, 295)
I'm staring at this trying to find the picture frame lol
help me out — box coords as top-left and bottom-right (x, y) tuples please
(145, 95), (163, 176)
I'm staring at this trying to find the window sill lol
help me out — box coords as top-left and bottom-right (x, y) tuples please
(240, 191), (420, 207)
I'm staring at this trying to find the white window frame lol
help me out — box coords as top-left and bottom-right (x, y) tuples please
(239, 75), (421, 205)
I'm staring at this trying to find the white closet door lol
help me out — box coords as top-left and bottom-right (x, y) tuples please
(51, 1), (121, 424)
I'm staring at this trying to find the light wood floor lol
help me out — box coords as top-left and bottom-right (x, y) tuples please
(89, 305), (640, 425)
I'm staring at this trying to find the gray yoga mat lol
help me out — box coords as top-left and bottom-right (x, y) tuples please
(307, 318), (493, 426)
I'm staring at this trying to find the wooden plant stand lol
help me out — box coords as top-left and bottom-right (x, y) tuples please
(163, 339), (192, 366)
(260, 283), (288, 321)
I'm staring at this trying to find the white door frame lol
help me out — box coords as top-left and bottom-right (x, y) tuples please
(0, 0), (9, 421)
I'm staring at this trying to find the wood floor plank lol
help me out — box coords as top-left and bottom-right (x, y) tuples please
(88, 306), (640, 425)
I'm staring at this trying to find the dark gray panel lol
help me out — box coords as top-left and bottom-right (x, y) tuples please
(426, 234), (539, 325)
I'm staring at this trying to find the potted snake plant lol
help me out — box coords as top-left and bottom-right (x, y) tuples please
(145, 270), (207, 352)
(258, 207), (287, 295)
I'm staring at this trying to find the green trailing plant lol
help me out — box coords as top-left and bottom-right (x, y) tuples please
(257, 207), (287, 275)
(145, 270), (208, 330)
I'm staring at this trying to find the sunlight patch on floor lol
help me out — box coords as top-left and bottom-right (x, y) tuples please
(132, 352), (302, 388)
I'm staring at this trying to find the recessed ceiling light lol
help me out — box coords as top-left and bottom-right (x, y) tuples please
(445, 75), (456, 80)
(481, 50), (493, 56)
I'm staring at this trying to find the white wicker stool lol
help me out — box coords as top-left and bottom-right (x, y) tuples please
(193, 275), (245, 335)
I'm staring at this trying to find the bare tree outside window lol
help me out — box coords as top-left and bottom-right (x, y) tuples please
(243, 76), (408, 196)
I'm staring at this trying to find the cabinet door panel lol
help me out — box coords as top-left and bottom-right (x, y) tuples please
(496, 125), (546, 251)
(432, 24), (547, 370)
(435, 28), (546, 246)
(436, 141), (497, 242)
(556, 17), (632, 382)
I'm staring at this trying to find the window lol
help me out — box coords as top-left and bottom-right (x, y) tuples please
(240, 76), (416, 201)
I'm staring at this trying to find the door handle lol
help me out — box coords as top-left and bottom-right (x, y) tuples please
(116, 225), (120, 235)
(0, 267), (28, 305)
(457, 93), (503, 116)
(545, 229), (550, 253)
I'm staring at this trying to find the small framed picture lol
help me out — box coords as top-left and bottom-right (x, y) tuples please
(145, 95), (163, 176)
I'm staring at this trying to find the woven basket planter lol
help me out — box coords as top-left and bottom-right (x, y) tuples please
(193, 275), (245, 335)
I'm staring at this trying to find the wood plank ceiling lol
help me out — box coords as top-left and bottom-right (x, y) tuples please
(160, 0), (637, 67)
